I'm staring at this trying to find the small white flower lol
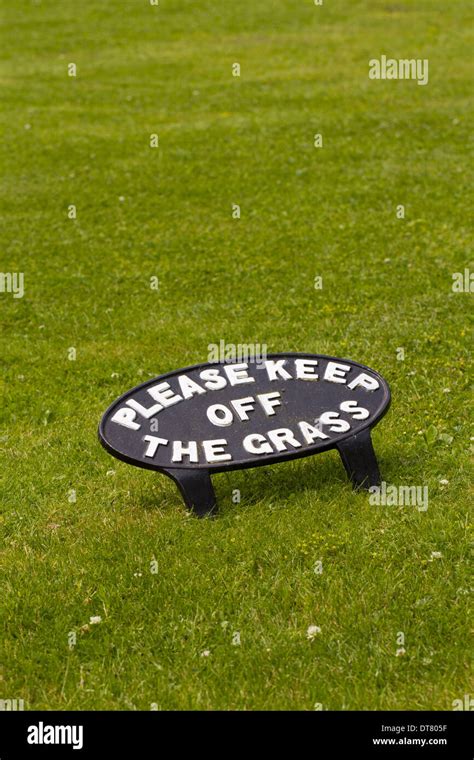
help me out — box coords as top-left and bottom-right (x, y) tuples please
(439, 479), (449, 485)
(442, 388), (451, 393)
(431, 551), (442, 559)
(119, 196), (125, 202)
(395, 647), (406, 657)
(415, 597), (430, 607)
(201, 649), (210, 657)
(133, 572), (142, 577)
(106, 469), (116, 477)
(24, 123), (31, 130)
(111, 372), (119, 378)
(89, 616), (102, 625)
(306, 625), (321, 640)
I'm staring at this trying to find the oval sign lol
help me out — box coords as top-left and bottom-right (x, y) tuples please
(99, 353), (391, 516)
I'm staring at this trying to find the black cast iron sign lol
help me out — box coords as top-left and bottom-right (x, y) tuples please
(99, 353), (391, 516)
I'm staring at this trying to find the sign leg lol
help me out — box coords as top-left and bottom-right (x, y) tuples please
(164, 468), (217, 517)
(336, 429), (381, 490)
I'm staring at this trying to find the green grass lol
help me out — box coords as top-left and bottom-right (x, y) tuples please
(0, 0), (472, 710)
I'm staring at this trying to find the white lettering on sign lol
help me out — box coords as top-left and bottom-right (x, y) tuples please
(318, 412), (350, 433)
(172, 440), (199, 463)
(143, 435), (169, 457)
(111, 407), (141, 430)
(258, 391), (281, 416)
(230, 397), (255, 421)
(264, 359), (292, 381)
(199, 368), (227, 390)
(206, 392), (283, 427)
(126, 398), (162, 418)
(339, 400), (370, 419)
(136, 396), (372, 464)
(267, 428), (302, 452)
(223, 363), (254, 386)
(111, 360), (379, 430)
(202, 439), (231, 462)
(243, 433), (273, 455)
(298, 421), (329, 443)
(295, 359), (319, 380)
(177, 374), (206, 399)
(324, 361), (351, 383)
(148, 382), (183, 408)
(347, 372), (379, 392)
(207, 404), (234, 427)
(108, 357), (380, 467)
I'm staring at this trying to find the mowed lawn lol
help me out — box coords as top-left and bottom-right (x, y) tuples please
(0, 0), (472, 710)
